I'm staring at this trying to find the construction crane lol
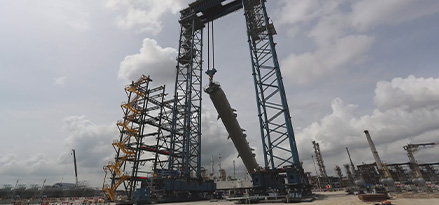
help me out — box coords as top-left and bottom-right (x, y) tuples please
(363, 130), (395, 190)
(103, 0), (311, 202)
(403, 142), (437, 186)
(168, 0), (310, 200)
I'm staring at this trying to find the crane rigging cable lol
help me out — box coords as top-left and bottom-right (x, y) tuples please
(207, 21), (210, 70)
(205, 21), (217, 83)
(212, 20), (215, 70)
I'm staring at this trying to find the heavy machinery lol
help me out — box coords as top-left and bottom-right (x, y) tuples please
(403, 142), (437, 187)
(103, 0), (311, 202)
(364, 130), (395, 191)
(168, 0), (311, 201)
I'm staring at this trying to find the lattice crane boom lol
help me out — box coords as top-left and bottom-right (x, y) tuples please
(404, 142), (437, 178)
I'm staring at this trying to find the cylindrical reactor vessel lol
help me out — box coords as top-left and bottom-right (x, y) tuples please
(364, 130), (384, 170)
(204, 82), (259, 174)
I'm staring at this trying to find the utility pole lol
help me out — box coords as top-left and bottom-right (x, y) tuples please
(72, 149), (78, 186)
(210, 155), (214, 179)
(233, 160), (236, 179)
(218, 153), (222, 171)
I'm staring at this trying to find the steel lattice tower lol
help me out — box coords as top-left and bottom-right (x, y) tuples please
(344, 164), (354, 186)
(335, 165), (344, 187)
(103, 75), (174, 201)
(148, 86), (174, 173)
(243, 0), (301, 171)
(103, 75), (152, 201)
(168, 14), (204, 178)
(312, 140), (329, 185)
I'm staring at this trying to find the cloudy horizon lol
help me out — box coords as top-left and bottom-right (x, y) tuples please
(1, 0), (439, 187)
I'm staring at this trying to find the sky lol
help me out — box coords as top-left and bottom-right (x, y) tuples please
(1, 0), (439, 188)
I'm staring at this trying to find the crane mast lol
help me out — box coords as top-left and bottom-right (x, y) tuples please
(168, 0), (244, 180)
(243, 0), (301, 171)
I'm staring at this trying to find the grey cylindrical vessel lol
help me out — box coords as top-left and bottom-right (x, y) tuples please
(205, 82), (259, 174)
(364, 130), (384, 170)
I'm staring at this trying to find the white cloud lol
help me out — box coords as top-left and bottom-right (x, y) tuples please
(308, 13), (349, 47)
(281, 35), (374, 84)
(118, 38), (177, 85)
(63, 115), (116, 169)
(275, 0), (342, 26)
(36, 1), (91, 32)
(374, 75), (439, 112)
(53, 76), (67, 86)
(276, 0), (439, 33)
(0, 116), (117, 185)
(296, 75), (439, 174)
(66, 11), (90, 31)
(351, 0), (439, 31)
(106, 0), (186, 34)
(275, 0), (439, 84)
(0, 153), (67, 182)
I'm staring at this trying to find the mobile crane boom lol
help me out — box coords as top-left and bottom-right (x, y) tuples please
(403, 142), (437, 178)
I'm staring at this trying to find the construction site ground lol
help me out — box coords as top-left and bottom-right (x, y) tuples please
(162, 191), (439, 205)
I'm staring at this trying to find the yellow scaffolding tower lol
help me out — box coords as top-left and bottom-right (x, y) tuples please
(102, 75), (151, 201)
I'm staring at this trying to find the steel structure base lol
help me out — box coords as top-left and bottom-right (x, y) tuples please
(148, 178), (215, 203)
(251, 166), (312, 199)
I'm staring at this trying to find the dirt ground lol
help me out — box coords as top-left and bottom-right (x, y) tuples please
(301, 191), (439, 205)
(165, 191), (439, 205)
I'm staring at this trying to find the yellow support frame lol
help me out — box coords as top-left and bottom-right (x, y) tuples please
(102, 75), (151, 202)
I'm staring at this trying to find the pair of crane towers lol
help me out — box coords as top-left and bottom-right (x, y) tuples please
(103, 0), (311, 202)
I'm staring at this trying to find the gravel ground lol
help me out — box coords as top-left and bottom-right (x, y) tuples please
(163, 191), (439, 205)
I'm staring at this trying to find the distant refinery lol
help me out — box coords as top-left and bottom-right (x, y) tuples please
(307, 130), (438, 194)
